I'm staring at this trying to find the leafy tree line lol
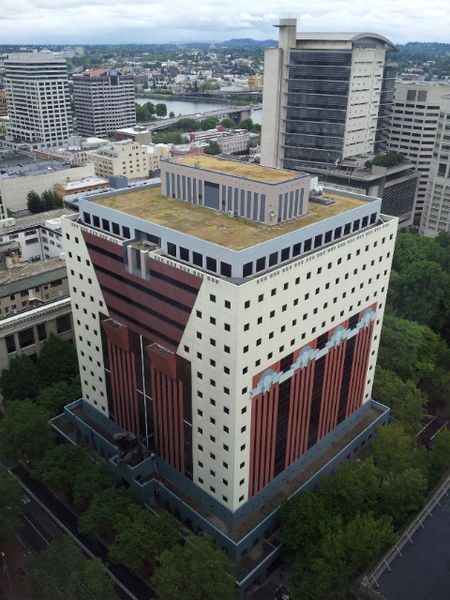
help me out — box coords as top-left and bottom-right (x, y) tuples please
(373, 232), (450, 425)
(280, 423), (450, 600)
(27, 189), (63, 213)
(152, 116), (260, 145)
(135, 100), (167, 122)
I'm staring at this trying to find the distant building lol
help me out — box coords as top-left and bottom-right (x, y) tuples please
(420, 93), (450, 236)
(0, 159), (95, 214)
(84, 140), (171, 179)
(0, 209), (74, 373)
(0, 208), (72, 262)
(305, 158), (419, 229)
(3, 51), (72, 149)
(188, 128), (253, 155)
(113, 125), (152, 145)
(73, 69), (136, 137)
(54, 176), (109, 198)
(261, 19), (397, 170)
(388, 81), (450, 223)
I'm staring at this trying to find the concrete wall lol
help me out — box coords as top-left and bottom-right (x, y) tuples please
(0, 163), (95, 213)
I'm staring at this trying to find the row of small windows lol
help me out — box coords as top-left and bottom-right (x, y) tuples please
(82, 211), (377, 279)
(82, 213), (130, 239)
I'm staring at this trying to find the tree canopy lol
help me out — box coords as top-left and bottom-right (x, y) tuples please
(152, 533), (237, 600)
(0, 400), (54, 463)
(28, 536), (118, 600)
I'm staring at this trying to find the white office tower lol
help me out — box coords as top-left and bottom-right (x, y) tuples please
(388, 82), (450, 223)
(420, 93), (450, 236)
(4, 51), (72, 149)
(260, 19), (397, 171)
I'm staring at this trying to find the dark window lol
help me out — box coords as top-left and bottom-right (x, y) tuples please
(112, 222), (120, 235)
(37, 323), (47, 341)
(93, 215), (100, 228)
(206, 257), (217, 272)
(256, 257), (266, 272)
(83, 212), (91, 224)
(304, 238), (312, 252)
(325, 230), (332, 243)
(292, 242), (301, 256)
(335, 226), (342, 239)
(314, 234), (322, 249)
(243, 262), (253, 277)
(18, 328), (35, 349)
(167, 243), (176, 257)
(102, 219), (110, 232)
(5, 335), (16, 353)
(269, 252), (278, 267)
(281, 247), (290, 261)
(180, 247), (189, 261)
(56, 314), (71, 333)
(122, 226), (131, 238)
(193, 252), (203, 267)
(220, 262), (232, 277)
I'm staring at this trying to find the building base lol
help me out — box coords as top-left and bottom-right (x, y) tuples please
(51, 398), (389, 596)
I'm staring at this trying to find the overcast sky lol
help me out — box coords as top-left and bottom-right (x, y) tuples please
(2, 0), (450, 45)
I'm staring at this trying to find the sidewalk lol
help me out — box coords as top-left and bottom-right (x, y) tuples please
(0, 536), (31, 600)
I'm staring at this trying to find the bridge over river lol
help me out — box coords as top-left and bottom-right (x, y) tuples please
(143, 104), (259, 132)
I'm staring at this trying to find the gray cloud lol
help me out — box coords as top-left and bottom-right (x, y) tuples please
(1, 0), (449, 44)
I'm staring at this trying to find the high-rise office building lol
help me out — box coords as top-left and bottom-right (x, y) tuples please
(73, 69), (136, 137)
(388, 82), (450, 223)
(420, 93), (450, 236)
(4, 51), (71, 149)
(55, 155), (396, 591)
(261, 19), (397, 171)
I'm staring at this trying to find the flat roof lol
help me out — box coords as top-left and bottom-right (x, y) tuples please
(0, 208), (73, 234)
(175, 155), (304, 183)
(92, 185), (366, 251)
(0, 258), (67, 297)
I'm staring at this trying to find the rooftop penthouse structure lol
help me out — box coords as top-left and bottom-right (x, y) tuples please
(55, 156), (397, 592)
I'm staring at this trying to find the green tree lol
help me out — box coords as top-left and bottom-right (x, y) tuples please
(27, 189), (43, 213)
(319, 458), (381, 520)
(373, 367), (427, 433)
(176, 118), (199, 131)
(108, 507), (179, 571)
(135, 103), (147, 122)
(377, 314), (449, 382)
(429, 428), (450, 483)
(153, 533), (237, 600)
(239, 117), (254, 131)
(169, 111), (175, 118)
(0, 354), (41, 404)
(380, 468), (427, 526)
(421, 368), (450, 414)
(220, 117), (236, 128)
(34, 444), (91, 496)
(35, 377), (82, 416)
(372, 424), (414, 475)
(37, 334), (79, 387)
(78, 487), (139, 540)
(156, 103), (168, 117)
(291, 512), (395, 600)
(0, 473), (23, 543)
(28, 536), (117, 600)
(204, 141), (221, 155)
(41, 189), (63, 210)
(73, 463), (117, 508)
(389, 260), (450, 327)
(201, 116), (219, 130)
(0, 400), (54, 463)
(279, 490), (330, 559)
(392, 233), (447, 273)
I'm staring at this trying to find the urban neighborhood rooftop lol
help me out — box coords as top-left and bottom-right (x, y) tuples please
(93, 185), (366, 251)
(176, 155), (304, 183)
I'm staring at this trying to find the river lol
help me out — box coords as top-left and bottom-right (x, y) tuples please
(135, 96), (262, 125)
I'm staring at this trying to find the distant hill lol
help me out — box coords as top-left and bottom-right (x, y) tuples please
(218, 38), (278, 48)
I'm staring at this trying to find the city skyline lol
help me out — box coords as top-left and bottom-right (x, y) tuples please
(1, 0), (450, 45)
